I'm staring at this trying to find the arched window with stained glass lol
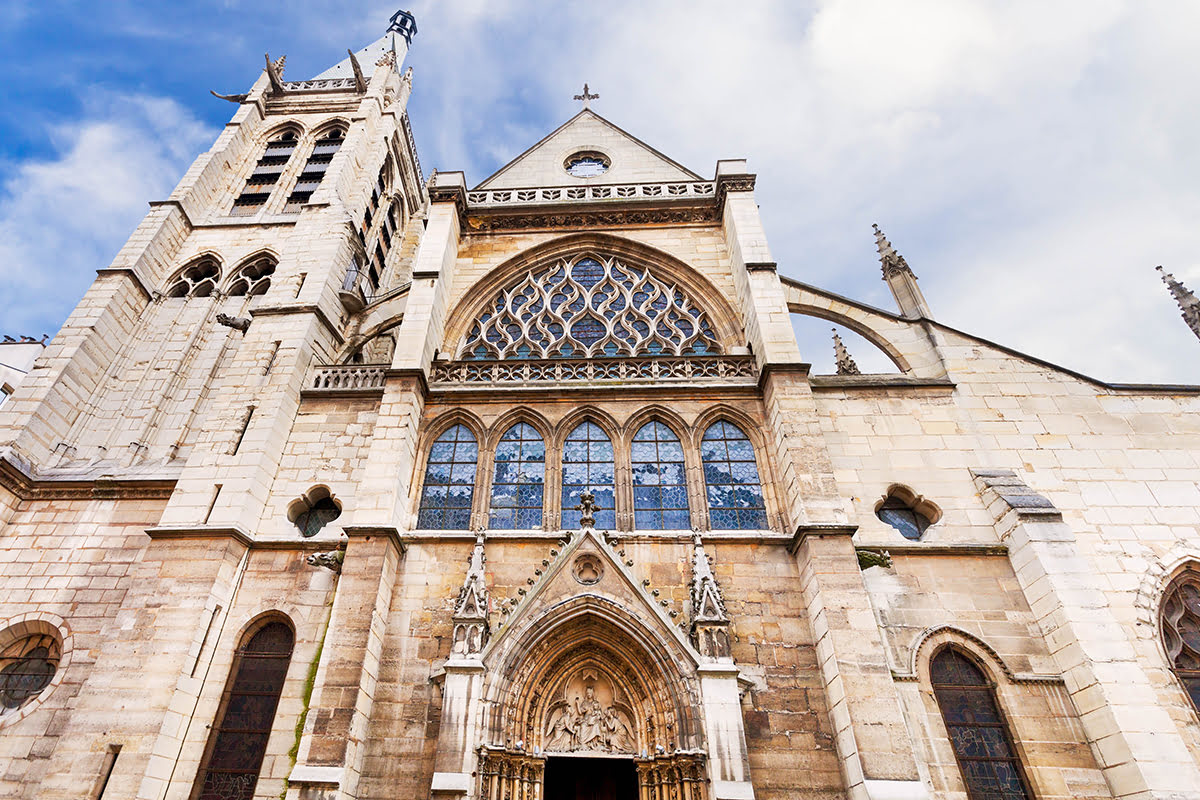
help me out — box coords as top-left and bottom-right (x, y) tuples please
(931, 648), (1032, 800)
(417, 425), (478, 530)
(489, 423), (545, 530)
(193, 620), (294, 800)
(1161, 572), (1200, 714)
(458, 255), (721, 361)
(631, 421), (690, 530)
(700, 421), (767, 530)
(561, 422), (615, 530)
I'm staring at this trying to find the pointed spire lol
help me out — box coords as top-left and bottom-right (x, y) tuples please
(873, 223), (913, 279)
(872, 223), (932, 319)
(832, 329), (861, 376)
(313, 9), (417, 80)
(1157, 266), (1200, 341)
(690, 532), (731, 661)
(451, 532), (489, 657)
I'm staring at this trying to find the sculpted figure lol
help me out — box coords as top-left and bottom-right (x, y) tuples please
(545, 710), (576, 751)
(603, 707), (633, 752)
(575, 686), (606, 750)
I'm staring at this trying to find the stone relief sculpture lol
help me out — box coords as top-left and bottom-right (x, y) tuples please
(541, 673), (636, 754)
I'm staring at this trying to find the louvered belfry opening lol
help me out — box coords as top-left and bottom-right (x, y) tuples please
(193, 621), (294, 800)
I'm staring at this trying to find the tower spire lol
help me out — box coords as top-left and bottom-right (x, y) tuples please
(1156, 266), (1200, 341)
(832, 329), (861, 375)
(872, 223), (931, 319)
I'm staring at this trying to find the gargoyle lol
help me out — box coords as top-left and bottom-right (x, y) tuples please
(215, 313), (250, 332)
(305, 549), (345, 574)
(856, 548), (893, 571)
(210, 90), (248, 104)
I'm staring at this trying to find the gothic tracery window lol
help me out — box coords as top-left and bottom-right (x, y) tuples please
(489, 423), (545, 530)
(931, 648), (1032, 800)
(701, 421), (767, 530)
(631, 421), (690, 530)
(0, 634), (60, 718)
(166, 259), (221, 299)
(417, 424), (478, 530)
(561, 421), (616, 530)
(1161, 573), (1200, 712)
(458, 255), (720, 361)
(193, 621), (293, 800)
(226, 256), (277, 297)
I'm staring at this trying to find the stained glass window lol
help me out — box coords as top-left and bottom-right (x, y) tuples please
(931, 649), (1032, 800)
(700, 421), (767, 530)
(0, 634), (59, 717)
(565, 152), (609, 178)
(294, 497), (341, 538)
(417, 425), (478, 530)
(459, 255), (720, 360)
(194, 621), (293, 800)
(489, 423), (545, 530)
(877, 496), (931, 540)
(561, 422), (616, 530)
(631, 421), (690, 530)
(1161, 575), (1200, 713)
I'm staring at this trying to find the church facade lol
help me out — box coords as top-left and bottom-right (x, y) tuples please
(2, 12), (1200, 800)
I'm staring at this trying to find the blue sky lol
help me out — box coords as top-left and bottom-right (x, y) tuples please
(2, 1), (1199, 381)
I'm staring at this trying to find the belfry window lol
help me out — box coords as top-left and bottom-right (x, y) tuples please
(165, 259), (221, 299)
(233, 130), (297, 216)
(701, 421), (767, 530)
(489, 423), (545, 530)
(459, 255), (720, 361)
(193, 621), (293, 800)
(631, 422), (690, 530)
(931, 648), (1032, 800)
(417, 425), (478, 530)
(561, 422), (615, 530)
(1161, 572), (1200, 713)
(285, 127), (344, 212)
(226, 256), (277, 297)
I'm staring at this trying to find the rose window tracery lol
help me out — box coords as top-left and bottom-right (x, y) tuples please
(1162, 574), (1200, 712)
(458, 255), (721, 361)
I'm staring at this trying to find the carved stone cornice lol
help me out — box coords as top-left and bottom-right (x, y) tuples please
(715, 172), (757, 214)
(0, 455), (176, 502)
(466, 205), (718, 233)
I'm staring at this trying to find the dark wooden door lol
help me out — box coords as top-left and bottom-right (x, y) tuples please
(544, 757), (637, 800)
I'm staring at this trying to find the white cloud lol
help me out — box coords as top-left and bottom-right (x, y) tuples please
(0, 94), (213, 336)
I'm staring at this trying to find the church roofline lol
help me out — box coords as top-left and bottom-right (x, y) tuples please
(473, 108), (705, 190)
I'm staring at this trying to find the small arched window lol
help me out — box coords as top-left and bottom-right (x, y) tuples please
(285, 127), (345, 212)
(631, 421), (690, 530)
(489, 423), (545, 530)
(0, 633), (60, 719)
(417, 425), (478, 530)
(875, 486), (939, 541)
(931, 648), (1032, 800)
(166, 259), (221, 299)
(561, 422), (615, 530)
(233, 130), (298, 216)
(194, 620), (294, 800)
(700, 421), (767, 530)
(1161, 573), (1200, 713)
(227, 256), (277, 297)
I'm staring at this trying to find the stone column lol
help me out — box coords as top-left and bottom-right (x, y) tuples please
(288, 529), (402, 800)
(973, 469), (1200, 800)
(698, 663), (755, 800)
(793, 532), (928, 800)
(430, 661), (487, 799)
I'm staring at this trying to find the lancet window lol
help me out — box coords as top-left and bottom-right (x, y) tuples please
(193, 620), (293, 800)
(417, 425), (478, 530)
(458, 255), (720, 361)
(1161, 573), (1200, 713)
(931, 648), (1031, 800)
(701, 421), (767, 530)
(561, 422), (615, 530)
(285, 127), (344, 212)
(631, 422), (691, 530)
(233, 130), (298, 216)
(489, 423), (545, 530)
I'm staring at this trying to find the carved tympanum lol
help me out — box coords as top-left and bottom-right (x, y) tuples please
(542, 671), (636, 754)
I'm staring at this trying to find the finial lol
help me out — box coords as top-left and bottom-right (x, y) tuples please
(574, 83), (599, 110)
(872, 223), (913, 279)
(831, 328), (861, 376)
(576, 492), (597, 529)
(388, 9), (418, 45)
(1156, 265), (1200, 341)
